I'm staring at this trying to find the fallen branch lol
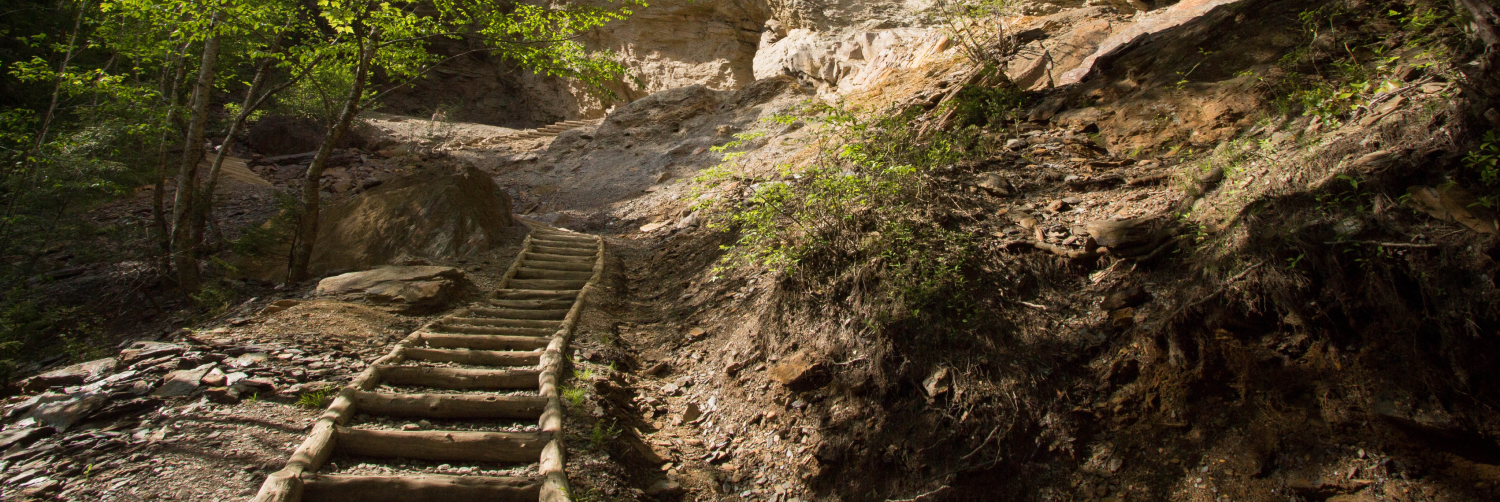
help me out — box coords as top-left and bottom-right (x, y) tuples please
(1323, 240), (1438, 249)
(1126, 172), (1171, 186)
(1066, 175), (1124, 190)
(1001, 239), (1098, 259)
(887, 486), (953, 502)
(831, 356), (868, 366)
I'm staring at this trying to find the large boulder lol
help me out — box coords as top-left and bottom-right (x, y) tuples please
(316, 266), (471, 314)
(238, 161), (520, 282)
(20, 358), (116, 393)
(309, 163), (515, 275)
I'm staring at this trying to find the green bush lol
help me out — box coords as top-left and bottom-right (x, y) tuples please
(699, 89), (1016, 332)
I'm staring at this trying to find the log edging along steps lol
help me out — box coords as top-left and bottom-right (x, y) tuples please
(250, 226), (604, 502)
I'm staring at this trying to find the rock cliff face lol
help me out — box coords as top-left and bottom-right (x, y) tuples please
(384, 0), (944, 126)
(385, 1), (1214, 129)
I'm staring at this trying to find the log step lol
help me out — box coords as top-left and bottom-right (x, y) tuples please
(465, 307), (570, 320)
(335, 427), (548, 463)
(492, 289), (578, 300)
(514, 261), (593, 272)
(378, 365), (541, 390)
(523, 252), (596, 263)
(431, 324), (556, 337)
(352, 391), (547, 419)
(401, 348), (541, 367)
(514, 268), (593, 281)
(530, 233), (594, 243)
(445, 317), (561, 329)
(529, 245), (596, 256)
(301, 474), (541, 502)
(507, 279), (587, 290)
(529, 238), (595, 248)
(416, 333), (550, 351)
(485, 298), (577, 310)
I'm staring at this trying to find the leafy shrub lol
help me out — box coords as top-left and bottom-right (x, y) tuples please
(699, 90), (1019, 332)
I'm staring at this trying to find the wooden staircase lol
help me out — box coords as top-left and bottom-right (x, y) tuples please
(251, 228), (604, 502)
(511, 119), (599, 140)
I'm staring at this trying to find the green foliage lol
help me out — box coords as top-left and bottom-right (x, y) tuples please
(947, 79), (1031, 129)
(1259, 0), (1462, 124)
(296, 388), (334, 409)
(1466, 130), (1500, 206)
(1466, 131), (1500, 187)
(925, 0), (1016, 65)
(273, 62), (365, 123)
(575, 366), (595, 381)
(699, 91), (1020, 332)
(588, 420), (621, 449)
(562, 386), (586, 407)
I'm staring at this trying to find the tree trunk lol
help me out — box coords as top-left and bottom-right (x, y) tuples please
(192, 39), (279, 255)
(287, 32), (378, 283)
(170, 13), (224, 293)
(152, 47), (190, 274)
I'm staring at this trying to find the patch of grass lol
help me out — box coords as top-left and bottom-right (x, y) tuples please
(562, 387), (585, 407)
(589, 420), (621, 449)
(296, 388), (334, 409)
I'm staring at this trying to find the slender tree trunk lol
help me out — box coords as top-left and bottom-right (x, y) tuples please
(287, 32), (377, 283)
(153, 46), (191, 272)
(171, 12), (225, 293)
(192, 38), (280, 255)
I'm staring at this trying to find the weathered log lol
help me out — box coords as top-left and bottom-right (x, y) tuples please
(538, 441), (569, 502)
(507, 279), (588, 290)
(514, 260), (594, 272)
(415, 333), (550, 351)
(529, 237), (596, 246)
(492, 289), (579, 300)
(301, 474), (540, 502)
(528, 245), (595, 256)
(465, 307), (570, 320)
(432, 324), (556, 337)
(486, 298), (578, 310)
(523, 252), (597, 263)
(447, 317), (562, 328)
(401, 347), (540, 367)
(377, 365), (540, 390)
(250, 468), (304, 502)
(514, 269), (594, 281)
(334, 427), (548, 463)
(530, 232), (594, 242)
(352, 390), (547, 419)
